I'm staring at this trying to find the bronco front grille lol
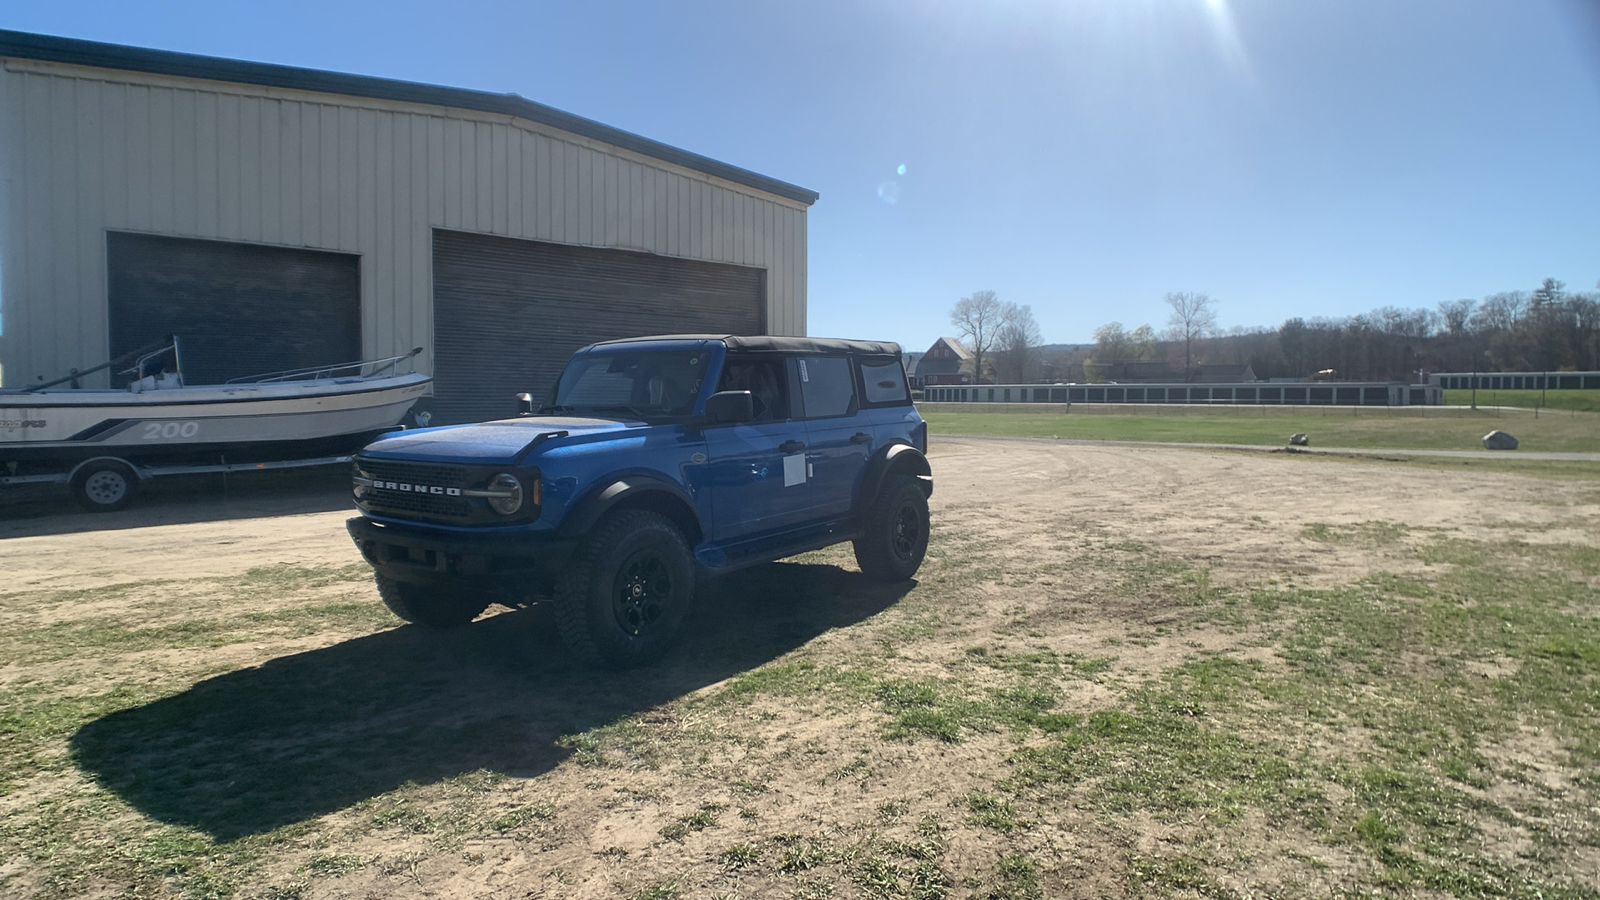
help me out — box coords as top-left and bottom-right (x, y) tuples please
(359, 459), (472, 519)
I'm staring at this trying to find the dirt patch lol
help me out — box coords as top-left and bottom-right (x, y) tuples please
(934, 437), (1596, 588)
(5, 438), (1585, 596)
(2, 440), (1596, 899)
(0, 475), (358, 592)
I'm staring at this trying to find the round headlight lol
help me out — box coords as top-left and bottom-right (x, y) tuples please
(487, 473), (523, 515)
(352, 464), (371, 501)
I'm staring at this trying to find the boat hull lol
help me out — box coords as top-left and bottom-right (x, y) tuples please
(1, 374), (430, 465)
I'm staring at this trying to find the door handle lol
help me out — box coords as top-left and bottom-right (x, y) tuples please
(779, 440), (805, 452)
(850, 432), (872, 444)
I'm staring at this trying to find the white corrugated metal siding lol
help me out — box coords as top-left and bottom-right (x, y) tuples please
(0, 58), (809, 386)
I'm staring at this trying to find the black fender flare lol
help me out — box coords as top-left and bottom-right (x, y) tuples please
(556, 474), (704, 545)
(855, 442), (933, 520)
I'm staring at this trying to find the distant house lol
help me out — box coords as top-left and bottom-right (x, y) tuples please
(911, 337), (989, 387)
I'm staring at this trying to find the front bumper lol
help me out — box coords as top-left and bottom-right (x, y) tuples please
(346, 516), (577, 586)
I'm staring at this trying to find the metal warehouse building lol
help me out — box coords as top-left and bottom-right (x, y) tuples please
(0, 30), (816, 423)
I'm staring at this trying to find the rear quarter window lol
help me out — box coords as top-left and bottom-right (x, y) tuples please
(859, 358), (909, 406)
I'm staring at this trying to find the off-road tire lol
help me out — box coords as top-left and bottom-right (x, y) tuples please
(853, 474), (929, 582)
(553, 509), (695, 668)
(375, 574), (491, 628)
(70, 460), (140, 513)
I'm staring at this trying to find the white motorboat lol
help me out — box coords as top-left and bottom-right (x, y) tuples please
(2, 338), (431, 468)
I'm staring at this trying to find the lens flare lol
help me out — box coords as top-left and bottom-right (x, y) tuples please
(877, 181), (900, 204)
(896, 164), (907, 176)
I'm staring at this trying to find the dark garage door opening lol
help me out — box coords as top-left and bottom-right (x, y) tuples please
(107, 233), (361, 386)
(431, 229), (766, 424)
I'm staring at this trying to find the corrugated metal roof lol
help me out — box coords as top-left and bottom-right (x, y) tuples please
(0, 28), (819, 206)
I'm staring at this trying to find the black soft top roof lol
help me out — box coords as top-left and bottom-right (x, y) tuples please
(589, 334), (903, 357)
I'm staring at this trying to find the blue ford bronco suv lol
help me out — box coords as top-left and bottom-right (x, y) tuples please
(346, 334), (932, 667)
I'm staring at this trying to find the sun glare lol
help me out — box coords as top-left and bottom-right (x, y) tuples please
(1199, 0), (1251, 78)
(914, 0), (1252, 79)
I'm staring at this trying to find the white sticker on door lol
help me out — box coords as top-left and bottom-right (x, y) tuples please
(783, 453), (806, 486)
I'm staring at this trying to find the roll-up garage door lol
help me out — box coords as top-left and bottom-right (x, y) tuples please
(107, 233), (361, 386)
(432, 230), (766, 424)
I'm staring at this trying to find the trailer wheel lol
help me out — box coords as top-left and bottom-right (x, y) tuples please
(70, 461), (140, 512)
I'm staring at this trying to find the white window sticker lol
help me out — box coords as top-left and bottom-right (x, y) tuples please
(783, 453), (806, 487)
(798, 359), (809, 382)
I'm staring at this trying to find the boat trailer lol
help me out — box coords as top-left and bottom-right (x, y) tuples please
(2, 453), (354, 513)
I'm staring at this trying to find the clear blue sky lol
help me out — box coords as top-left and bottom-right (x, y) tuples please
(6, 0), (1598, 351)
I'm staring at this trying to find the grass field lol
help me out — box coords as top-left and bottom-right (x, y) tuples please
(918, 403), (1600, 454)
(1442, 389), (1600, 414)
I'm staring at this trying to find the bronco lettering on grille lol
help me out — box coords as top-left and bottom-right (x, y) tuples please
(376, 481), (462, 496)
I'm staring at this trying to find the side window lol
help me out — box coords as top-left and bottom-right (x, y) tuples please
(717, 356), (789, 422)
(859, 357), (909, 406)
(797, 356), (856, 419)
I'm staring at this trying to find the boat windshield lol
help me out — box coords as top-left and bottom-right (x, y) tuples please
(542, 350), (708, 420)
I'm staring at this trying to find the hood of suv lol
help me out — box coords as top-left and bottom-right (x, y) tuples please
(360, 416), (638, 464)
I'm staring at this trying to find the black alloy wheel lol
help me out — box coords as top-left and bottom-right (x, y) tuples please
(891, 501), (923, 561)
(613, 550), (675, 636)
(554, 509), (695, 667)
(853, 473), (930, 583)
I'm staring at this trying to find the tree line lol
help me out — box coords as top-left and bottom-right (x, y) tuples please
(948, 279), (1600, 384)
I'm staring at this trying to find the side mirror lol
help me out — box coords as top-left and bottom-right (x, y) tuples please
(516, 392), (536, 416)
(704, 390), (754, 424)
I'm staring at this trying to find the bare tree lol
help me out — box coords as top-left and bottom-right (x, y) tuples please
(1575, 291), (1600, 371)
(1471, 291), (1527, 333)
(993, 303), (1043, 383)
(1575, 285), (1600, 365)
(1437, 299), (1475, 336)
(1433, 299), (1478, 372)
(1164, 291), (1218, 378)
(1371, 305), (1435, 338)
(949, 290), (1005, 385)
(1278, 318), (1311, 377)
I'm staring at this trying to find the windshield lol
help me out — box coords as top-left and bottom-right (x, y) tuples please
(543, 349), (709, 419)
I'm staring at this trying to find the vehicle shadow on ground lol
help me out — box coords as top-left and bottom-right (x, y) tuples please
(0, 469), (352, 535)
(69, 560), (910, 841)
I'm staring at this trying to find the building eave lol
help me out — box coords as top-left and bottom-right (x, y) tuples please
(0, 28), (819, 206)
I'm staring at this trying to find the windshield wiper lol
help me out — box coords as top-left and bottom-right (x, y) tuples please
(537, 404), (575, 414)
